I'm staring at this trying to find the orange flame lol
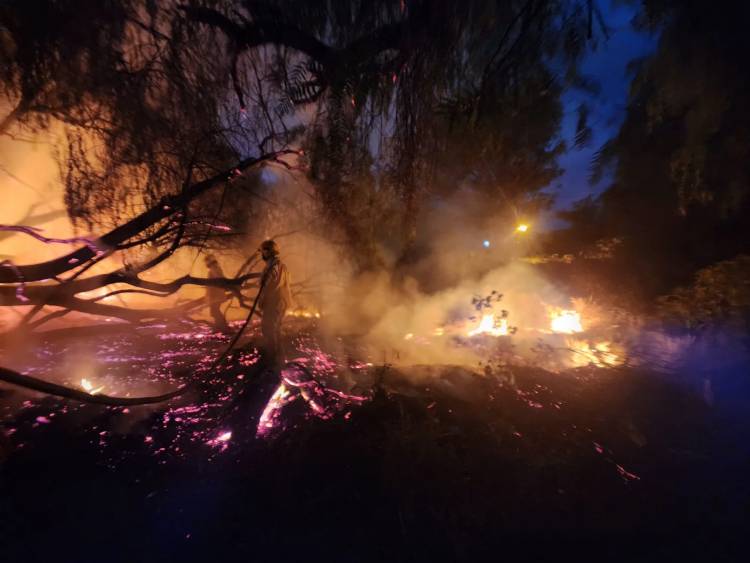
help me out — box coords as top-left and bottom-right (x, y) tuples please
(286, 308), (321, 319)
(567, 339), (622, 367)
(80, 378), (104, 395)
(468, 314), (509, 337)
(549, 308), (583, 334)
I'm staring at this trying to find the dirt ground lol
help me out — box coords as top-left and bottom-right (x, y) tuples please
(1, 323), (749, 562)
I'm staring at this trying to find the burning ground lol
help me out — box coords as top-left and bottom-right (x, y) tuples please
(0, 194), (747, 562)
(1, 307), (749, 562)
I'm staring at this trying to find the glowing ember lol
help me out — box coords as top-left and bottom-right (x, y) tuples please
(468, 314), (509, 337)
(80, 378), (104, 395)
(549, 309), (583, 334)
(207, 430), (233, 450)
(257, 383), (294, 436)
(256, 356), (370, 438)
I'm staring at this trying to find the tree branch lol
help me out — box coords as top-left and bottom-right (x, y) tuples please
(0, 366), (188, 406)
(0, 150), (295, 284)
(180, 6), (333, 64)
(0, 272), (260, 305)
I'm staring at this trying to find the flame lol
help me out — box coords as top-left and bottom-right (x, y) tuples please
(549, 308), (583, 334)
(567, 339), (622, 368)
(468, 314), (509, 337)
(286, 308), (321, 318)
(516, 224), (529, 233)
(80, 378), (104, 395)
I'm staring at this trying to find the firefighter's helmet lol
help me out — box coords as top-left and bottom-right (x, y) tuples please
(259, 239), (280, 256)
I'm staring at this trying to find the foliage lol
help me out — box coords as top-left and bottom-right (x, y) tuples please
(1, 0), (605, 269)
(557, 0), (750, 300)
(0, 0), (245, 232)
(656, 255), (750, 332)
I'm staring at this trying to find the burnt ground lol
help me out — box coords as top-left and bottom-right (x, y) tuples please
(1, 324), (749, 563)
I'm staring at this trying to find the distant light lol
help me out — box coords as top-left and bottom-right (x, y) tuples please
(482, 240), (491, 248)
(516, 224), (529, 233)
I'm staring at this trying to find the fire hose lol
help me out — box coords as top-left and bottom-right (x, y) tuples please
(211, 260), (270, 367)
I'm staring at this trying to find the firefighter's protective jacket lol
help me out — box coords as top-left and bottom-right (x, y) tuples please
(259, 257), (293, 313)
(206, 262), (226, 304)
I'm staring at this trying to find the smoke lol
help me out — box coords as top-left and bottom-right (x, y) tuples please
(0, 117), (726, 382)
(249, 172), (596, 370)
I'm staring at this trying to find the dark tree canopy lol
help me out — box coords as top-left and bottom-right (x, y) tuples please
(556, 0), (750, 299)
(1, 0), (604, 271)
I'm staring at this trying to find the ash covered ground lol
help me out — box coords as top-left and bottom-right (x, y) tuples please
(1, 319), (749, 563)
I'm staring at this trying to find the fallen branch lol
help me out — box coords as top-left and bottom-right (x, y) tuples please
(0, 366), (188, 406)
(0, 272), (260, 306)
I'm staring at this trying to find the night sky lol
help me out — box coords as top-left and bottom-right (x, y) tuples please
(550, 1), (657, 211)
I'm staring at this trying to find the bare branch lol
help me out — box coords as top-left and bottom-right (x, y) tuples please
(0, 150), (296, 284)
(179, 6), (333, 65)
(0, 366), (188, 406)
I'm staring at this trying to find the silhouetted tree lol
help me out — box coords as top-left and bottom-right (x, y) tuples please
(0, 0), (606, 333)
(559, 0), (750, 300)
(2, 0), (604, 268)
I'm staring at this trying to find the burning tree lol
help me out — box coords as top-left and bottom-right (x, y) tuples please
(0, 0), (606, 399)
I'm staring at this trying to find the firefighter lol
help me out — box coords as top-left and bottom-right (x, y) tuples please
(258, 239), (293, 366)
(204, 254), (230, 331)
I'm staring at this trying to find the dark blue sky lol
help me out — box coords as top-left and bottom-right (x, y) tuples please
(549, 1), (657, 211)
